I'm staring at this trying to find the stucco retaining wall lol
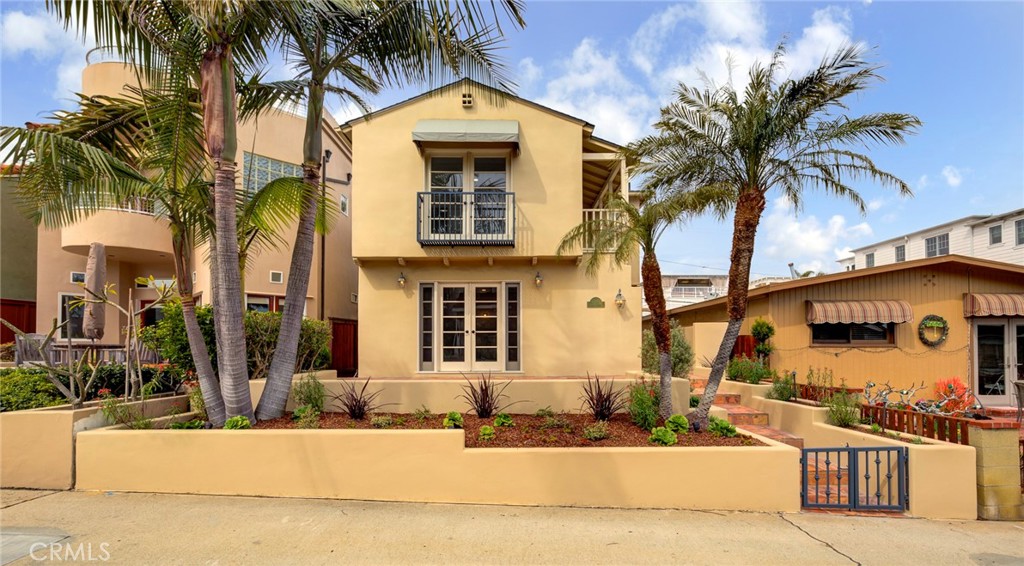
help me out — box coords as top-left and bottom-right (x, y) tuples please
(0, 395), (188, 489)
(75, 427), (799, 512)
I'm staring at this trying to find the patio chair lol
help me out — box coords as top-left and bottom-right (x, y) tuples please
(1014, 381), (1024, 422)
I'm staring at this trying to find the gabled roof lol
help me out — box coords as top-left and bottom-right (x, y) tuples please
(964, 207), (1024, 227)
(665, 255), (1024, 317)
(338, 78), (625, 150)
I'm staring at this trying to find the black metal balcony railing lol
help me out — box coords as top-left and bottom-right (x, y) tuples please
(417, 191), (515, 246)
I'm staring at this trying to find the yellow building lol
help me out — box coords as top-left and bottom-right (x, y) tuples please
(32, 62), (358, 357)
(340, 80), (640, 378)
(665, 256), (1024, 407)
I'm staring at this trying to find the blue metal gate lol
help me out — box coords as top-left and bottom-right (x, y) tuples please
(801, 446), (908, 512)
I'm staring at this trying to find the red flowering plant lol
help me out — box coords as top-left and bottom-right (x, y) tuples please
(96, 388), (113, 399)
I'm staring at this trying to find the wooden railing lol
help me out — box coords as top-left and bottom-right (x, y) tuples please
(581, 208), (619, 252)
(860, 404), (973, 445)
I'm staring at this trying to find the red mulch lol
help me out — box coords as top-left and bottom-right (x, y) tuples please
(254, 411), (764, 448)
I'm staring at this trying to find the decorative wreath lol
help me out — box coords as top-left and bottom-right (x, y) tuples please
(918, 314), (949, 347)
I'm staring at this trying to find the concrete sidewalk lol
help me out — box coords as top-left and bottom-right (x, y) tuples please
(1, 489), (1022, 565)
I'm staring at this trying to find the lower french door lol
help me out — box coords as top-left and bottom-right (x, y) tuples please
(420, 282), (520, 373)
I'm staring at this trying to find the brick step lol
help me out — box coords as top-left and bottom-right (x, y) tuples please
(742, 425), (804, 449)
(689, 390), (741, 405)
(689, 378), (708, 391)
(717, 403), (769, 426)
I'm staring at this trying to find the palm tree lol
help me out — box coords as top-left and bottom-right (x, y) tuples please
(248, 0), (525, 420)
(630, 44), (920, 429)
(558, 190), (704, 418)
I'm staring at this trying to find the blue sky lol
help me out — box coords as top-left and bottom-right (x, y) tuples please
(2, 0), (1022, 278)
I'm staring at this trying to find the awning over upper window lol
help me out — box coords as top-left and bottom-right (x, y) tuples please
(963, 293), (1024, 317)
(806, 300), (913, 325)
(412, 119), (519, 148)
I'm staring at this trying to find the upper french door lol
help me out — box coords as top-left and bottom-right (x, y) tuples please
(973, 318), (1024, 406)
(438, 284), (503, 372)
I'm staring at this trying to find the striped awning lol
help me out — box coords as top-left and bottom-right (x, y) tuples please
(963, 293), (1024, 317)
(806, 300), (914, 325)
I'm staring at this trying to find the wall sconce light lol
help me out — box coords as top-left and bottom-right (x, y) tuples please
(534, 272), (543, 288)
(614, 289), (625, 309)
(398, 272), (407, 288)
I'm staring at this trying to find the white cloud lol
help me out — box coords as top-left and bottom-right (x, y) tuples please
(535, 38), (656, 143)
(867, 198), (884, 211)
(517, 57), (542, 90)
(941, 165), (963, 188)
(760, 197), (873, 273)
(0, 9), (93, 103)
(916, 174), (929, 191)
(628, 3), (696, 76)
(331, 101), (370, 125)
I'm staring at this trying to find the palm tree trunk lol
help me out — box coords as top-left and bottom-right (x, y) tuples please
(689, 189), (766, 430)
(255, 82), (325, 421)
(641, 252), (673, 418)
(201, 44), (254, 422)
(172, 232), (226, 426)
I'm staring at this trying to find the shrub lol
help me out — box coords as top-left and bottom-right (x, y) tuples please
(493, 413), (514, 428)
(824, 388), (861, 428)
(665, 414), (689, 434)
(640, 322), (695, 377)
(333, 377), (384, 420)
(540, 414), (571, 430)
(100, 396), (152, 429)
(140, 300), (331, 379)
(459, 373), (517, 418)
(689, 394), (700, 409)
(169, 419), (204, 430)
(187, 383), (207, 421)
(223, 415), (251, 429)
(579, 375), (628, 421)
(443, 411), (463, 429)
(870, 423), (882, 434)
(534, 406), (555, 418)
(0, 342), (14, 362)
(370, 415), (393, 429)
(478, 425), (496, 441)
(0, 368), (65, 412)
(751, 318), (775, 361)
(297, 408), (321, 429)
(292, 404), (315, 421)
(293, 373), (326, 413)
(648, 427), (678, 446)
(583, 420), (610, 441)
(627, 380), (659, 431)
(933, 377), (975, 414)
(708, 416), (737, 438)
(413, 405), (432, 422)
(726, 355), (775, 384)
(765, 372), (797, 402)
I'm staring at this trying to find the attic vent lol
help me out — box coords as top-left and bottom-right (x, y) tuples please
(461, 92), (473, 107)
(270, 271), (284, 284)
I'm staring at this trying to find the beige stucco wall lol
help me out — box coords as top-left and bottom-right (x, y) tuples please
(76, 427), (798, 512)
(0, 395), (187, 489)
(1, 176), (37, 301)
(357, 262), (640, 377)
(718, 381), (978, 519)
(250, 376), (689, 416)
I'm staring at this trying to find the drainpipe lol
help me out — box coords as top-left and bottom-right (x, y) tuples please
(319, 149), (332, 321)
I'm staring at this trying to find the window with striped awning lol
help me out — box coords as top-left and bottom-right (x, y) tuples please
(806, 300), (914, 325)
(963, 293), (1024, 317)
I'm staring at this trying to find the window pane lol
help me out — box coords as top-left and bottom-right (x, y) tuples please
(61, 295), (85, 339)
(851, 323), (888, 341)
(431, 157), (463, 172)
(989, 225), (1002, 244)
(1016, 220), (1024, 245)
(474, 157), (505, 172)
(246, 296), (271, 312)
(811, 324), (849, 344)
(865, 253), (875, 268)
(430, 173), (463, 188)
(895, 245), (905, 262)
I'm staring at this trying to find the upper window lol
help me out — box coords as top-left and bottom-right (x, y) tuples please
(865, 252), (875, 268)
(339, 194), (350, 216)
(59, 294), (85, 340)
(70, 272), (85, 284)
(1016, 219), (1024, 246)
(811, 323), (894, 346)
(989, 225), (1002, 245)
(242, 152), (303, 196)
(925, 233), (949, 258)
(894, 245), (906, 263)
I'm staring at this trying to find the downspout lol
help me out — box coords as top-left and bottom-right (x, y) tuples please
(317, 150), (352, 321)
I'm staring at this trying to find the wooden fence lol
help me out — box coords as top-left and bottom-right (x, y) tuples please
(859, 404), (973, 445)
(330, 318), (357, 377)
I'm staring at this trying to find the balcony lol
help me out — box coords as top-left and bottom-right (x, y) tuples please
(417, 191), (515, 246)
(62, 198), (174, 262)
(582, 208), (620, 252)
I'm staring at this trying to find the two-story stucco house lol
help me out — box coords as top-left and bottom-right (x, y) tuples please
(838, 208), (1024, 271)
(341, 80), (640, 378)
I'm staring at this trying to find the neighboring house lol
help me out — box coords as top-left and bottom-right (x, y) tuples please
(340, 79), (640, 377)
(838, 208), (1024, 271)
(0, 169), (38, 343)
(644, 275), (729, 313)
(663, 255), (1024, 408)
(29, 62), (358, 372)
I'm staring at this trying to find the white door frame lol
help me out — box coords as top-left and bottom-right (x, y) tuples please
(973, 318), (1023, 406)
(436, 283), (504, 373)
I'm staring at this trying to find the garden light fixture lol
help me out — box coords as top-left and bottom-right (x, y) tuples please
(615, 289), (625, 308)
(534, 272), (543, 287)
(398, 272), (407, 288)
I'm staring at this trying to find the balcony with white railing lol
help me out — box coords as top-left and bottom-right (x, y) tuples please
(417, 191), (515, 246)
(582, 208), (620, 252)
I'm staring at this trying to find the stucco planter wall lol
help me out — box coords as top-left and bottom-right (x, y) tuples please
(717, 381), (977, 520)
(0, 395), (188, 489)
(75, 427), (799, 512)
(251, 377), (691, 416)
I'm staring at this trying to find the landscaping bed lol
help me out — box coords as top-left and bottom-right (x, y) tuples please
(254, 411), (764, 448)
